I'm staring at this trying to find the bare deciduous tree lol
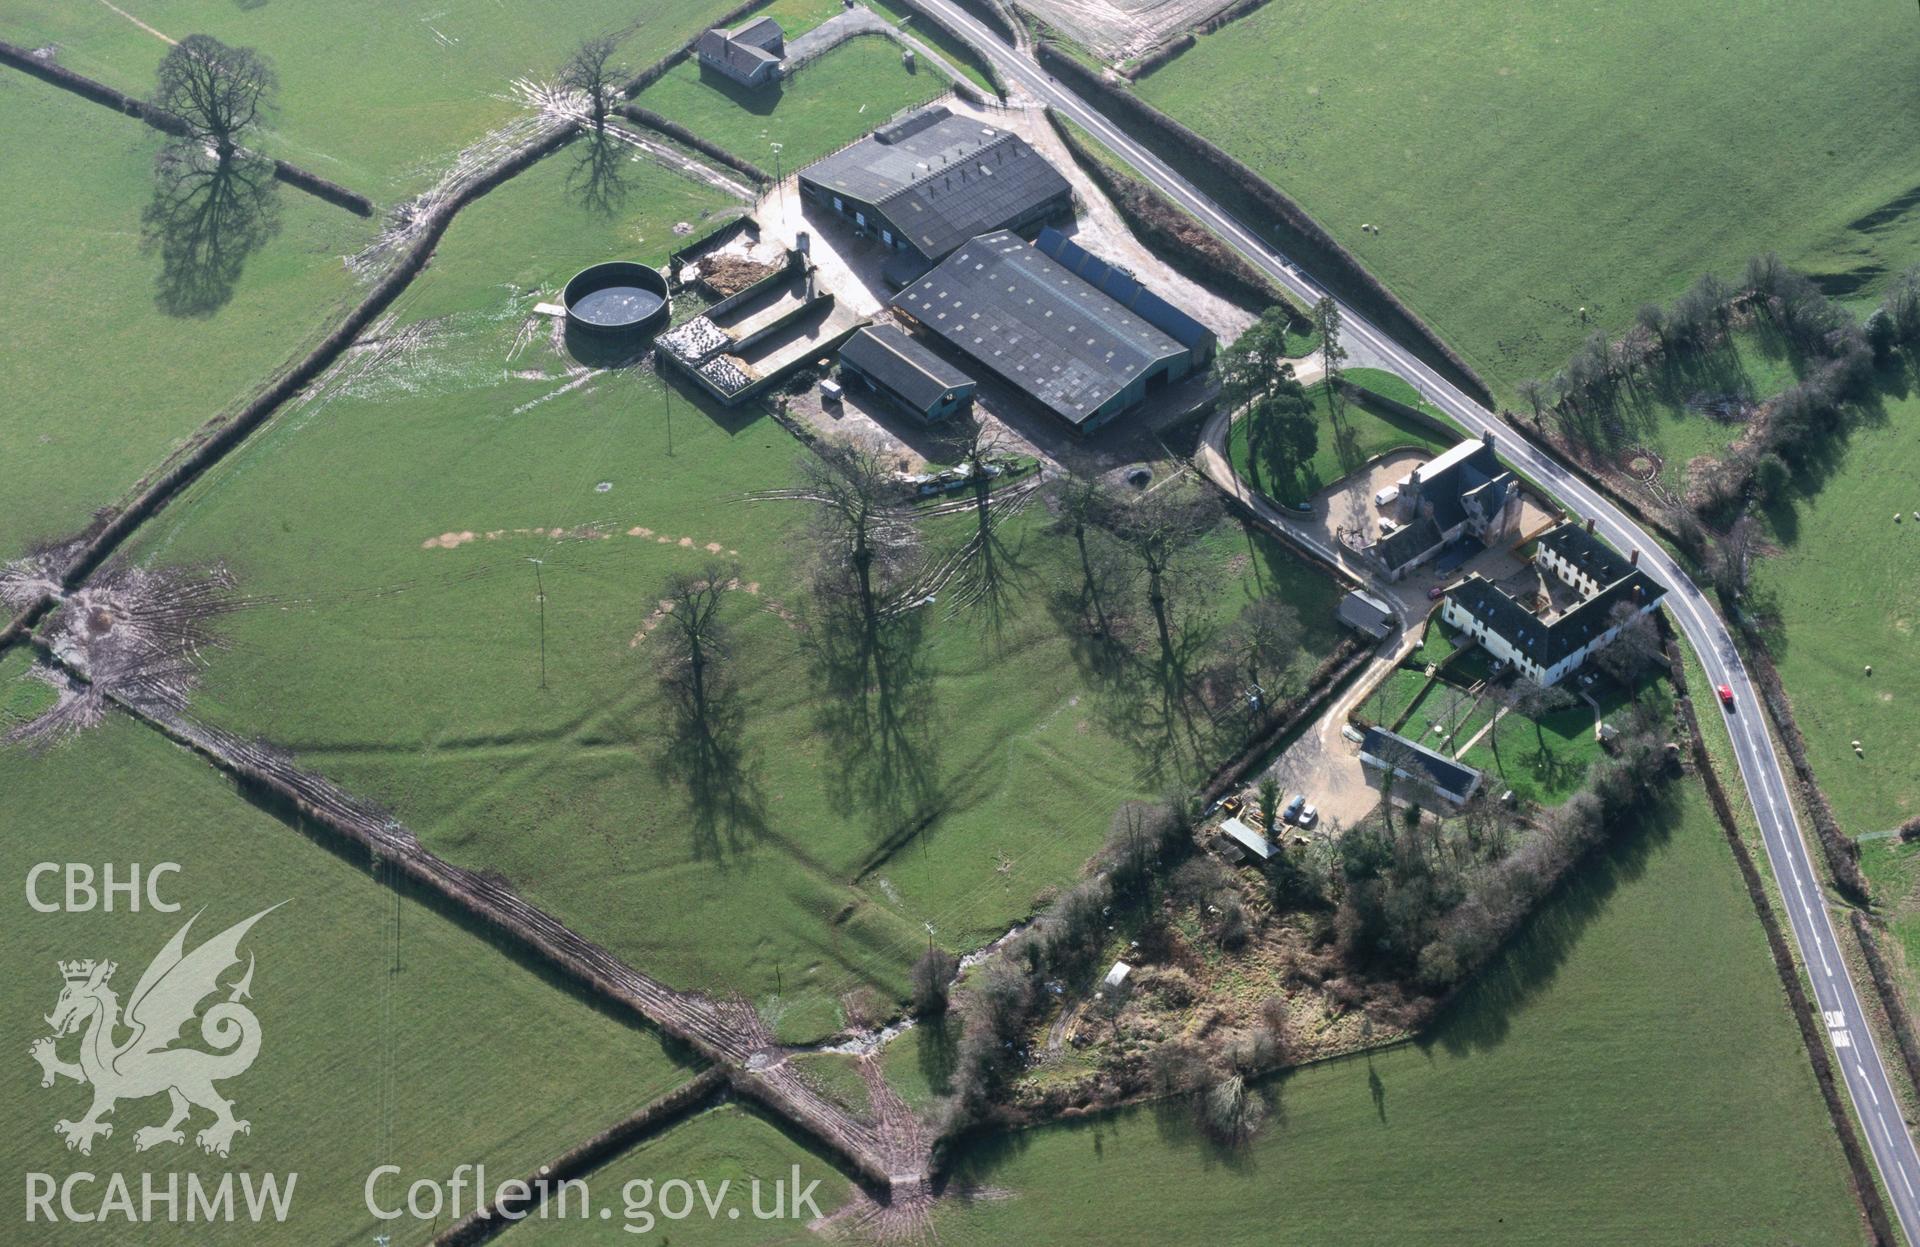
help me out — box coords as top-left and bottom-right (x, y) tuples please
(1198, 1071), (1267, 1144)
(1707, 514), (1762, 599)
(942, 421), (1026, 628)
(1515, 377), (1549, 423)
(798, 445), (920, 629)
(153, 36), (275, 164)
(653, 561), (738, 723)
(560, 34), (624, 130)
(910, 945), (959, 1017)
(1591, 601), (1662, 695)
(1103, 485), (1220, 674)
(1507, 676), (1575, 753)
(1228, 596), (1302, 696)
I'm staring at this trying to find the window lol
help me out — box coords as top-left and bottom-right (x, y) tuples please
(833, 196), (844, 213)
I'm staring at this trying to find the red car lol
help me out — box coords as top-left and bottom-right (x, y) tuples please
(1716, 684), (1735, 709)
(1428, 585), (1448, 600)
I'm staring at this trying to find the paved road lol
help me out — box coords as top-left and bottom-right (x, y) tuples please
(918, 2), (1920, 1235)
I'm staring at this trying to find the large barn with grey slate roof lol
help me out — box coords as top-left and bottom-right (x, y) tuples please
(797, 105), (1070, 280)
(888, 228), (1214, 434)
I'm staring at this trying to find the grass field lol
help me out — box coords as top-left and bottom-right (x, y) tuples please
(1137, 0), (1920, 398)
(115, 142), (1348, 1043)
(0, 78), (367, 573)
(926, 784), (1864, 1245)
(0, 713), (700, 1246)
(1225, 367), (1455, 505)
(1751, 368), (1920, 834)
(633, 34), (947, 172)
(504, 1104), (852, 1243)
(5, 0), (739, 200)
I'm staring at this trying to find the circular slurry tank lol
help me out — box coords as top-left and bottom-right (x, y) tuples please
(562, 261), (669, 339)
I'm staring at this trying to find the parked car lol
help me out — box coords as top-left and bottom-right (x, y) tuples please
(1716, 683), (1736, 710)
(1428, 584), (1447, 600)
(1282, 794), (1306, 824)
(1297, 803), (1319, 829)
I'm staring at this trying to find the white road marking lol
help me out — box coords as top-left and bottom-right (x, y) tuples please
(922, 7), (1920, 1232)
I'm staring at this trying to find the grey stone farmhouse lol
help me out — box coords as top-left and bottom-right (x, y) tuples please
(1440, 520), (1666, 687)
(695, 17), (785, 88)
(1356, 435), (1523, 582)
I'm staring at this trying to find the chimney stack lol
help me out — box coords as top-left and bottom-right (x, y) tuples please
(1585, 516), (1595, 534)
(1629, 548), (1639, 566)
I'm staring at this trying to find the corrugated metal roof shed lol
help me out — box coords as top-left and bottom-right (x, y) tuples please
(839, 323), (973, 415)
(800, 106), (1001, 206)
(1219, 815), (1275, 861)
(890, 230), (1188, 427)
(1033, 228), (1214, 355)
(1360, 727), (1482, 803)
(1338, 590), (1394, 639)
(877, 139), (1070, 262)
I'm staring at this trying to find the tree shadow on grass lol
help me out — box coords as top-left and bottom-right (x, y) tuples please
(914, 1013), (958, 1102)
(947, 475), (1036, 650)
(802, 580), (942, 850)
(141, 146), (280, 319)
(655, 673), (769, 862)
(564, 126), (633, 218)
(1418, 786), (1678, 1057)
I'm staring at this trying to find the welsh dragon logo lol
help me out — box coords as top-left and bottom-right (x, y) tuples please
(29, 904), (281, 1158)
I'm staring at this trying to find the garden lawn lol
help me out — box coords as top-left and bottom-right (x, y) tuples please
(927, 785), (1864, 1245)
(1227, 367), (1455, 505)
(5, 0), (739, 200)
(632, 34), (945, 172)
(117, 144), (1348, 1044)
(0, 78), (366, 574)
(1753, 373), (1920, 834)
(501, 1104), (853, 1243)
(1461, 676), (1666, 809)
(0, 713), (700, 1247)
(1137, 0), (1920, 398)
(1399, 679), (1496, 760)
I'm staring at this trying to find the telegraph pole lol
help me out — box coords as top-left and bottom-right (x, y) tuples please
(529, 558), (547, 690)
